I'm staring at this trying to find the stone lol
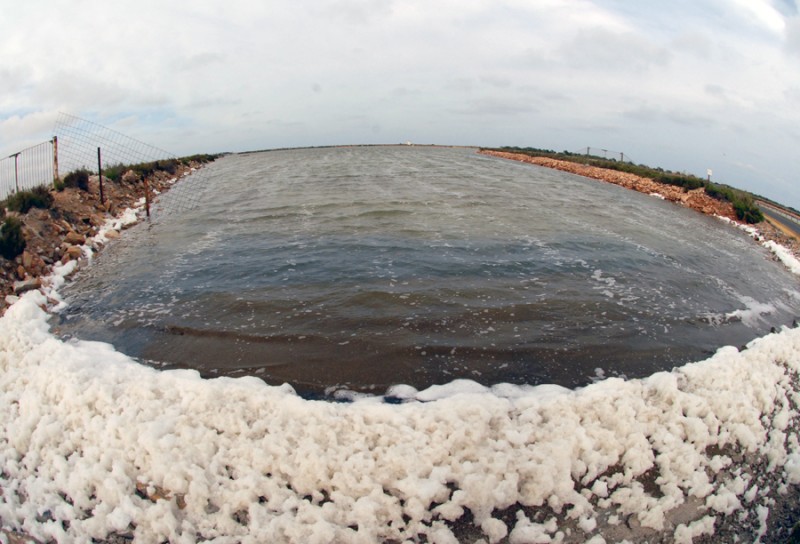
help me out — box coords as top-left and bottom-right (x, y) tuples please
(65, 231), (85, 245)
(104, 229), (121, 240)
(13, 278), (41, 295)
(21, 251), (33, 270)
(66, 246), (83, 259)
(16, 266), (25, 280)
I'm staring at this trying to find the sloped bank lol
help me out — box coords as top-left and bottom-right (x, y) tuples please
(0, 159), (213, 315)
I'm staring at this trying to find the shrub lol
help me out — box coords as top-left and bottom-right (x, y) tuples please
(63, 169), (91, 191)
(5, 186), (54, 214)
(733, 197), (764, 224)
(103, 163), (127, 183)
(53, 179), (65, 192)
(0, 216), (26, 260)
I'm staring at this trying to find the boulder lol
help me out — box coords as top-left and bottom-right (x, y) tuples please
(13, 278), (41, 295)
(65, 246), (83, 259)
(65, 231), (86, 245)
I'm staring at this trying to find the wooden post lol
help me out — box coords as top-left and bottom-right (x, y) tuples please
(52, 136), (59, 185)
(97, 147), (105, 204)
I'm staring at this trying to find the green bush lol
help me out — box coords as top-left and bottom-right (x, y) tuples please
(103, 163), (127, 183)
(733, 197), (764, 224)
(63, 169), (90, 191)
(0, 216), (26, 260)
(5, 186), (54, 214)
(53, 179), (65, 192)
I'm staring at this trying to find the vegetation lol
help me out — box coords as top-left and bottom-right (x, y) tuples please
(104, 154), (221, 183)
(486, 146), (765, 224)
(4, 186), (54, 214)
(63, 169), (91, 191)
(0, 216), (26, 260)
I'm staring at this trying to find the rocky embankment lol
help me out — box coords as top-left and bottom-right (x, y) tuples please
(0, 163), (204, 315)
(479, 149), (800, 258)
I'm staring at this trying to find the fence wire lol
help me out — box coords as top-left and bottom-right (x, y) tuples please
(0, 140), (55, 201)
(52, 112), (215, 217)
(580, 146), (632, 163)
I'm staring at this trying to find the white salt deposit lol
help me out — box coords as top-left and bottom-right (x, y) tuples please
(1, 213), (799, 542)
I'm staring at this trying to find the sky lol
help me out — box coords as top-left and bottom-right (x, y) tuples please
(1, 0), (799, 209)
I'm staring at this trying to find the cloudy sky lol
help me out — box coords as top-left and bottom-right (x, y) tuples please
(1, 0), (799, 208)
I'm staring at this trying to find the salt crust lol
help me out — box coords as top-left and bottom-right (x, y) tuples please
(1, 214), (800, 542)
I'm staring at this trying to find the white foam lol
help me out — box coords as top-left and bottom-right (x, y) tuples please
(717, 215), (800, 277)
(2, 288), (800, 542)
(1, 213), (800, 542)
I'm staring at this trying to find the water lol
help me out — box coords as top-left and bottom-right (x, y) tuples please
(56, 146), (800, 397)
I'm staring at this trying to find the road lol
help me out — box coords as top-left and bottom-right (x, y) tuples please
(758, 202), (800, 240)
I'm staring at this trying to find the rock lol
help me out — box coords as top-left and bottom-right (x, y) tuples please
(21, 251), (33, 269)
(65, 246), (83, 259)
(5, 295), (19, 306)
(65, 231), (86, 245)
(104, 229), (121, 240)
(16, 266), (25, 280)
(13, 278), (41, 295)
(122, 170), (138, 184)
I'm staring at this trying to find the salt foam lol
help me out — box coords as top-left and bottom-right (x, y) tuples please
(1, 216), (800, 542)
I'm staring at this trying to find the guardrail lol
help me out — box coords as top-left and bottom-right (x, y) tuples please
(757, 200), (800, 227)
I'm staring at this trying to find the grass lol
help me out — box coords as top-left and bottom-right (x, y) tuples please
(485, 146), (765, 224)
(4, 186), (54, 214)
(103, 154), (221, 183)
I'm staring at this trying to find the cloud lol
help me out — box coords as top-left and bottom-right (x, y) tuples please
(786, 15), (800, 55)
(1, 0), (799, 207)
(450, 96), (538, 116)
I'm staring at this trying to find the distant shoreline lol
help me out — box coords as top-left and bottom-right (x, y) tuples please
(479, 148), (800, 263)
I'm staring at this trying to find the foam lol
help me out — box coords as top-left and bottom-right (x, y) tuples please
(1, 216), (800, 542)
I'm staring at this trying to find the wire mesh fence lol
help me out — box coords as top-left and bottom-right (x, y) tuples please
(0, 140), (55, 201)
(52, 112), (215, 217)
(2, 114), (215, 217)
(580, 147), (632, 163)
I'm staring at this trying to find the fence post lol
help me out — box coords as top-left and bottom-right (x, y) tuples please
(11, 152), (20, 193)
(52, 136), (59, 185)
(144, 176), (151, 218)
(97, 147), (105, 205)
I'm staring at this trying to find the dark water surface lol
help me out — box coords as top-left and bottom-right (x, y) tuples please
(57, 147), (800, 397)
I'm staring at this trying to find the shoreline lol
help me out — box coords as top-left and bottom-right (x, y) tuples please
(478, 149), (800, 260)
(0, 161), (208, 316)
(3, 149), (800, 542)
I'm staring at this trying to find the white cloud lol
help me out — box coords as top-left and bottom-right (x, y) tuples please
(1, 0), (799, 207)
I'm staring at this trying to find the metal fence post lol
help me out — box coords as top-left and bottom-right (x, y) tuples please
(53, 136), (59, 185)
(97, 147), (105, 204)
(12, 152), (20, 193)
(144, 176), (151, 218)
